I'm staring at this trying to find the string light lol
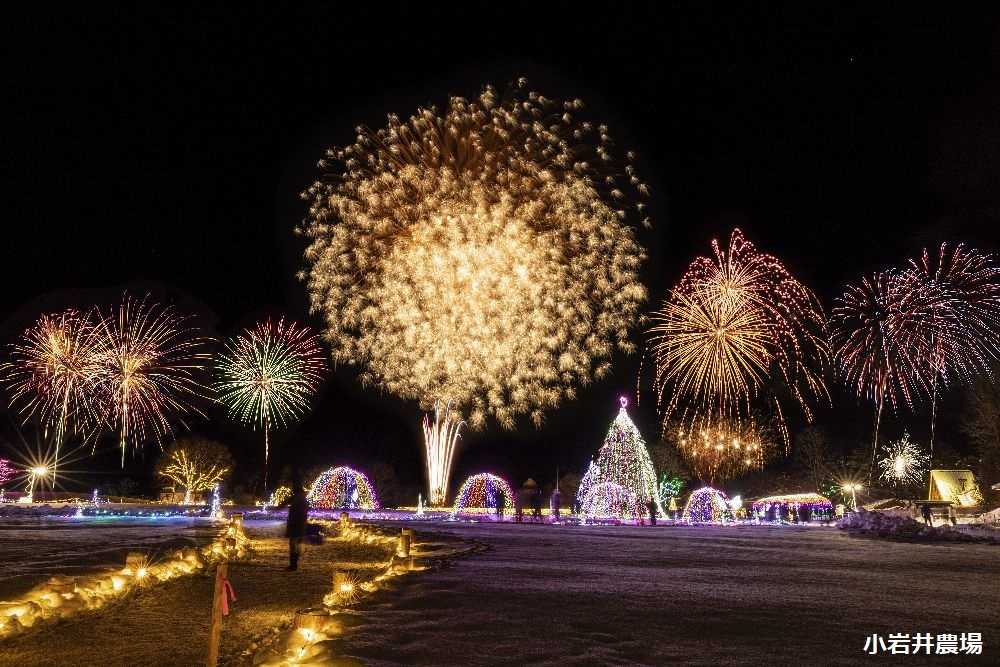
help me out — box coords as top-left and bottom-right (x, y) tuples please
(210, 484), (222, 519)
(576, 397), (663, 519)
(157, 446), (230, 505)
(451, 473), (513, 515)
(681, 486), (730, 523)
(267, 485), (291, 507)
(750, 493), (833, 521)
(657, 474), (684, 506)
(579, 482), (643, 521)
(307, 466), (379, 510)
(0, 458), (15, 486)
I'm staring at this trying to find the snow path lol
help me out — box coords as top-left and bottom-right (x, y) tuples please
(0, 516), (217, 598)
(341, 522), (1000, 666)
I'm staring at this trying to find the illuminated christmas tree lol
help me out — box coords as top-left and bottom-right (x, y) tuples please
(577, 397), (664, 518)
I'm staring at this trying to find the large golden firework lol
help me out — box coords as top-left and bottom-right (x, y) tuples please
(648, 229), (829, 447)
(300, 79), (649, 429)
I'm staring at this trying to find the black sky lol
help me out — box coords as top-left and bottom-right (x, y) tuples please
(2, 4), (999, 494)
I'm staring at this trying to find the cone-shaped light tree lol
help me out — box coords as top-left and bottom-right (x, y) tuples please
(577, 396), (664, 518)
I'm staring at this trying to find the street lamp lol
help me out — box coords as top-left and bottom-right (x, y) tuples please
(841, 482), (862, 511)
(24, 465), (49, 503)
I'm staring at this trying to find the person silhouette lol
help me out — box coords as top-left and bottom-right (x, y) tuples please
(286, 473), (309, 571)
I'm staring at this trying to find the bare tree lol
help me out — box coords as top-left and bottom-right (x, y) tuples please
(795, 425), (829, 493)
(963, 377), (1000, 505)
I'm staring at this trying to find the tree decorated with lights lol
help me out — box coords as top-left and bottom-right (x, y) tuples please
(156, 437), (233, 505)
(577, 397), (663, 518)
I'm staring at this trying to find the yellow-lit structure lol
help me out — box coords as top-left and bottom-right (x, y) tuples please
(928, 469), (982, 507)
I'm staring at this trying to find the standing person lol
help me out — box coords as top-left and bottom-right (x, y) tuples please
(920, 503), (933, 527)
(531, 488), (542, 522)
(286, 475), (309, 571)
(647, 498), (657, 526)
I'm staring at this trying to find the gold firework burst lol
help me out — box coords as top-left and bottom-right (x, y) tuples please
(300, 79), (649, 429)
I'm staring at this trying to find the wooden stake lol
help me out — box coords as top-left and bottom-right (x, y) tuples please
(398, 529), (411, 557)
(205, 561), (228, 667)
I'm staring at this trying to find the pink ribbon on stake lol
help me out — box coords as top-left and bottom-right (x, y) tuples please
(220, 578), (237, 616)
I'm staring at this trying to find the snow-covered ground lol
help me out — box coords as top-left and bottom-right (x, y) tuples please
(0, 516), (218, 599)
(340, 521), (1000, 666)
(0, 518), (996, 665)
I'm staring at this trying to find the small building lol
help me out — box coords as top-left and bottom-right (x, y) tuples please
(928, 470), (982, 507)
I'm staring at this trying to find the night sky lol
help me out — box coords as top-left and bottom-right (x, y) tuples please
(2, 4), (999, 496)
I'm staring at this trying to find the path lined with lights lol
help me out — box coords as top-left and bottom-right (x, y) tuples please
(337, 522), (1000, 666)
(0, 521), (392, 667)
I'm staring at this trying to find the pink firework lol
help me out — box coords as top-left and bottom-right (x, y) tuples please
(1, 309), (104, 468)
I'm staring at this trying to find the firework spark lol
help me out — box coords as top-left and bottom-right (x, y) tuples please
(1, 310), (103, 469)
(877, 432), (930, 486)
(911, 243), (1000, 371)
(299, 78), (649, 430)
(215, 319), (325, 479)
(92, 296), (211, 464)
(422, 400), (464, 506)
(648, 228), (830, 448)
(670, 417), (776, 483)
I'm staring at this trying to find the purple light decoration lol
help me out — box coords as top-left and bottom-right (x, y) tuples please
(0, 459), (14, 486)
(452, 473), (514, 515)
(750, 493), (833, 520)
(681, 486), (730, 523)
(306, 466), (380, 510)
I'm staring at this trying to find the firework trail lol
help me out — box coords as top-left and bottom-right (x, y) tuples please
(215, 318), (325, 485)
(909, 243), (1000, 453)
(92, 296), (211, 465)
(422, 400), (464, 506)
(299, 78), (650, 431)
(648, 228), (830, 451)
